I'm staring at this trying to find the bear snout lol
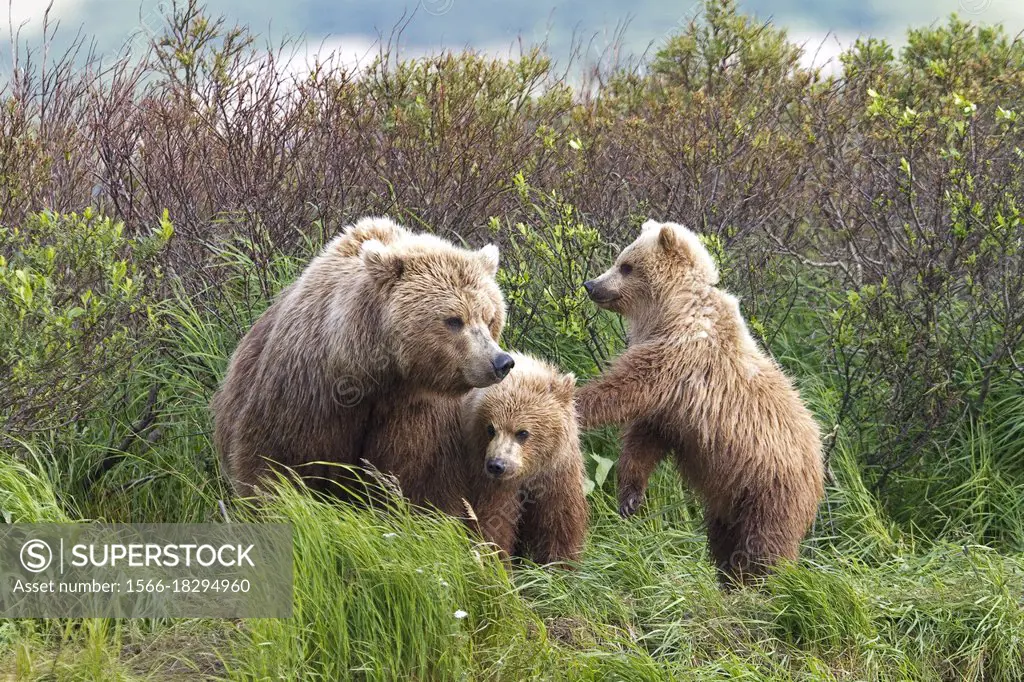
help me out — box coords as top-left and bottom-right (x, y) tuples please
(464, 329), (513, 388)
(491, 353), (515, 380)
(485, 456), (518, 480)
(583, 278), (619, 305)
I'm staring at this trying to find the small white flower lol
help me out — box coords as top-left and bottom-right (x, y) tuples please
(454, 610), (468, 619)
(415, 568), (424, 574)
(382, 532), (398, 539)
(439, 579), (449, 587)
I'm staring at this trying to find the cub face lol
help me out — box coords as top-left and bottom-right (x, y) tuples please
(360, 237), (513, 392)
(583, 220), (719, 317)
(462, 353), (576, 484)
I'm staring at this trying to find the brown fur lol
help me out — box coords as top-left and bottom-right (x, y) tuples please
(359, 352), (589, 565)
(578, 220), (824, 585)
(359, 389), (467, 514)
(211, 217), (510, 496)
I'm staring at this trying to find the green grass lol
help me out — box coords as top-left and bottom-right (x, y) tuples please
(4, 450), (1024, 680)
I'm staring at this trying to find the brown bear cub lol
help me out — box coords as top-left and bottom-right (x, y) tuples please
(357, 352), (588, 565)
(461, 352), (588, 565)
(212, 217), (514, 496)
(578, 220), (824, 585)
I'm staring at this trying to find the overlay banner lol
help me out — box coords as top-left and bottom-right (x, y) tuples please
(0, 523), (293, 618)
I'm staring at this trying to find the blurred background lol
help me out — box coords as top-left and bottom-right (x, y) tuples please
(4, 0), (1024, 72)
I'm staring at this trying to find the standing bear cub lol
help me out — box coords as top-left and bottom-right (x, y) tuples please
(578, 220), (824, 585)
(212, 217), (514, 496)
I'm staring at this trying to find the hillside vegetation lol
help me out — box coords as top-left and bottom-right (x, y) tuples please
(1, 1), (1023, 679)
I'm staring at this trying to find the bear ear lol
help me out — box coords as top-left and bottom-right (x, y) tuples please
(675, 226), (720, 284)
(478, 244), (500, 276)
(360, 239), (404, 283)
(550, 372), (576, 403)
(640, 219), (662, 234)
(657, 225), (678, 252)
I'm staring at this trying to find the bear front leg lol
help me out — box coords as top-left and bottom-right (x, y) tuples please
(617, 423), (669, 518)
(576, 343), (664, 430)
(519, 474), (589, 566)
(471, 488), (523, 563)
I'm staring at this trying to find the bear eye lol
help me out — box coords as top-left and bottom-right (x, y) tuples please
(444, 316), (465, 331)
(619, 263), (633, 276)
(486, 424), (496, 439)
(515, 430), (529, 443)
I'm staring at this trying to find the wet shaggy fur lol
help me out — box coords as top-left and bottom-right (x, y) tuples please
(359, 352), (589, 565)
(211, 216), (509, 496)
(358, 389), (466, 514)
(578, 220), (824, 585)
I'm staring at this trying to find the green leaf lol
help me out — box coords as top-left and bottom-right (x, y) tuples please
(591, 453), (615, 489)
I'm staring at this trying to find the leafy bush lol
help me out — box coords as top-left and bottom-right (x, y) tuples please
(0, 210), (169, 449)
(492, 177), (619, 375)
(807, 39), (1024, 534)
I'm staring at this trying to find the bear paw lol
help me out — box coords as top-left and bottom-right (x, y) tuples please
(618, 490), (645, 518)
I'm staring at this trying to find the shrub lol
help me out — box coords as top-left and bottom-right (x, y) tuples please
(0, 209), (168, 448)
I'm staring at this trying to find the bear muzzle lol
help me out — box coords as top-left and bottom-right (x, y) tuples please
(491, 353), (515, 380)
(463, 330), (515, 388)
(484, 455), (521, 480)
(583, 279), (620, 305)
(483, 436), (523, 480)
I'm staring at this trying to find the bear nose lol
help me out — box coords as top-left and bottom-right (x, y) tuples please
(582, 280), (595, 295)
(491, 353), (514, 380)
(485, 459), (507, 478)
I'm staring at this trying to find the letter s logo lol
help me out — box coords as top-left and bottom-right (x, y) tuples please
(20, 540), (53, 573)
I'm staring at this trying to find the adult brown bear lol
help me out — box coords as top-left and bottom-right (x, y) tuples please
(211, 217), (514, 496)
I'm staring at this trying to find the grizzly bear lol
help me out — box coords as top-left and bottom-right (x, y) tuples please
(578, 220), (824, 585)
(211, 217), (515, 496)
(358, 352), (589, 565)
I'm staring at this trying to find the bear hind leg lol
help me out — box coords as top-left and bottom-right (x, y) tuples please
(707, 501), (801, 588)
(706, 515), (746, 588)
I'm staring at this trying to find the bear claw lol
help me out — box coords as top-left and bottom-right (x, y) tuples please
(618, 491), (644, 518)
